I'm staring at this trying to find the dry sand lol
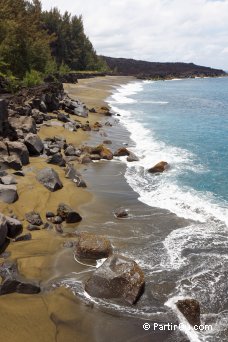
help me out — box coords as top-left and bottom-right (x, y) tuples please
(0, 75), (134, 342)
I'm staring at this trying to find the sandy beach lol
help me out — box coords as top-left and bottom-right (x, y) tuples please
(0, 75), (138, 342)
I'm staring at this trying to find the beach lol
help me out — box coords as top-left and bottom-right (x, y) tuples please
(1, 75), (165, 342)
(2, 75), (223, 342)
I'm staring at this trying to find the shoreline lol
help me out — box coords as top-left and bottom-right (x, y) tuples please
(1, 75), (203, 342)
(0, 75), (142, 342)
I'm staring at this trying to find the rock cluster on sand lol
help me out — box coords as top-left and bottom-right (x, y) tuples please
(85, 254), (145, 304)
(1, 82), (148, 309)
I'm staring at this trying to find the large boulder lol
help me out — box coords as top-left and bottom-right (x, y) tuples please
(85, 254), (145, 304)
(0, 185), (18, 203)
(176, 299), (201, 327)
(75, 232), (112, 259)
(0, 214), (8, 247)
(36, 168), (63, 192)
(24, 133), (44, 155)
(57, 203), (82, 223)
(8, 116), (37, 134)
(7, 141), (29, 165)
(0, 155), (22, 171)
(5, 216), (23, 239)
(148, 161), (169, 173)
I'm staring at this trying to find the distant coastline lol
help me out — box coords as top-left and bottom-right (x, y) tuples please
(101, 56), (227, 80)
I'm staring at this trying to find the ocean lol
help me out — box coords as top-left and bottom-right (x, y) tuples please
(109, 77), (228, 226)
(105, 77), (228, 342)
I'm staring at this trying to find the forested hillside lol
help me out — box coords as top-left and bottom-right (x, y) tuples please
(0, 0), (108, 90)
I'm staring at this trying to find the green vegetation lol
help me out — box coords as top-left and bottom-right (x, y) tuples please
(0, 0), (109, 90)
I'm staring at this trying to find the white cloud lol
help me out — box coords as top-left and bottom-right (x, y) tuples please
(41, 0), (228, 69)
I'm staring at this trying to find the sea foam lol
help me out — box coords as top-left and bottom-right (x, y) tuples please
(108, 81), (228, 226)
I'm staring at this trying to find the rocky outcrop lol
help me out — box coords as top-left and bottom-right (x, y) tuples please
(85, 254), (145, 304)
(148, 161), (169, 173)
(24, 133), (44, 155)
(57, 203), (82, 223)
(75, 232), (112, 259)
(36, 167), (63, 192)
(0, 185), (18, 203)
(176, 299), (201, 327)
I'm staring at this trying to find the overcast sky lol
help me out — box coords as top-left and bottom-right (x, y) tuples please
(41, 0), (228, 70)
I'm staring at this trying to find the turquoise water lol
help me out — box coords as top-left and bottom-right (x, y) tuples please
(109, 77), (228, 225)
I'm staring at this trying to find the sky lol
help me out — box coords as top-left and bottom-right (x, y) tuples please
(41, 0), (228, 70)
